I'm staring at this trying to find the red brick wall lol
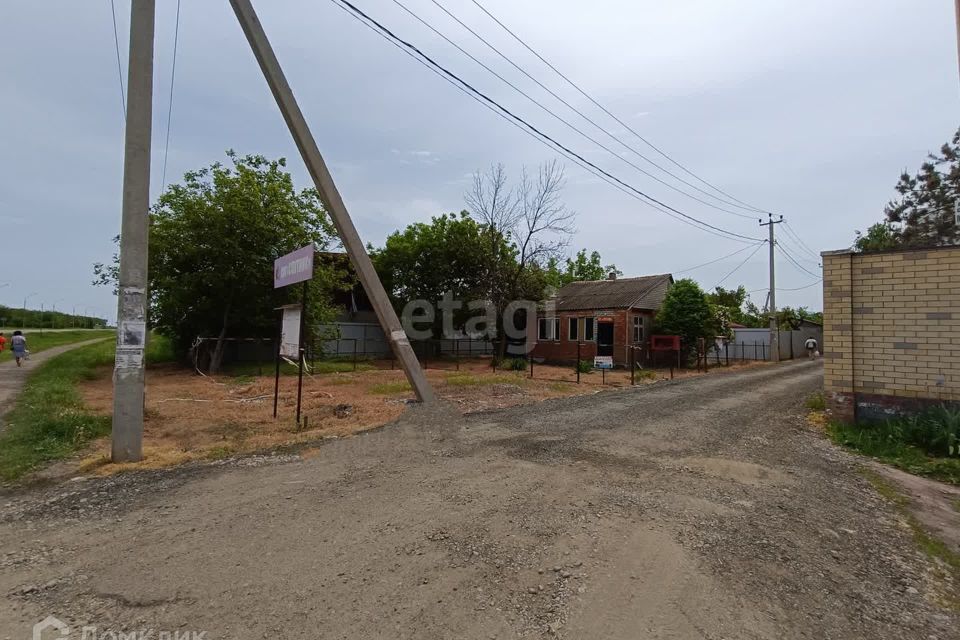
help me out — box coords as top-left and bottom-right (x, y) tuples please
(529, 309), (653, 366)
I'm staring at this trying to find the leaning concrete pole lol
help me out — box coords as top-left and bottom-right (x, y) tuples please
(112, 0), (156, 462)
(229, 0), (435, 402)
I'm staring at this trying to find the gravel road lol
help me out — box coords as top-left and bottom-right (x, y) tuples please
(1, 359), (956, 639)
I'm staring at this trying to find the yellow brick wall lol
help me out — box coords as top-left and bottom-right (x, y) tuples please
(822, 246), (960, 420)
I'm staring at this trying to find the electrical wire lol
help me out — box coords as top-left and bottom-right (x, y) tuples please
(674, 241), (766, 274)
(468, 0), (773, 216)
(109, 0), (126, 118)
(714, 241), (766, 288)
(333, 0), (764, 244)
(782, 220), (820, 260)
(423, 0), (756, 220)
(161, 0), (182, 192)
(747, 279), (822, 294)
(329, 0), (747, 242)
(776, 242), (821, 279)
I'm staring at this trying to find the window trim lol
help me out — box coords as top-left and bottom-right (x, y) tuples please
(553, 318), (561, 342)
(568, 317), (579, 341)
(633, 315), (644, 344)
(583, 317), (596, 342)
(538, 316), (561, 341)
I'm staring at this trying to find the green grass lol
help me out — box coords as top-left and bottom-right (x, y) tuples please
(223, 359), (374, 379)
(369, 381), (412, 395)
(806, 391), (826, 411)
(829, 420), (960, 486)
(0, 340), (116, 482)
(0, 330), (112, 364)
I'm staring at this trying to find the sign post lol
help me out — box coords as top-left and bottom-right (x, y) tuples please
(274, 245), (314, 425)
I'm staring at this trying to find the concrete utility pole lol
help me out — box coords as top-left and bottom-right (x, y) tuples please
(760, 214), (784, 362)
(229, 0), (435, 402)
(112, 0), (156, 462)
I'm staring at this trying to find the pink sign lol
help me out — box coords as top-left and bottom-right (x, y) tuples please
(274, 244), (314, 288)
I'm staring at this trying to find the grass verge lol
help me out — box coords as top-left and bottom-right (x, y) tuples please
(444, 373), (525, 387)
(0, 329), (112, 364)
(828, 422), (960, 486)
(0, 335), (174, 483)
(0, 341), (115, 482)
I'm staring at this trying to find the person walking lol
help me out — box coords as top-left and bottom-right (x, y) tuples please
(0, 332), (6, 354)
(10, 330), (27, 367)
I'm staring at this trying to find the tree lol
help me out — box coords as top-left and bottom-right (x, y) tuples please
(371, 212), (510, 333)
(854, 222), (898, 253)
(851, 128), (960, 251)
(654, 279), (714, 354)
(544, 249), (620, 288)
(95, 152), (345, 371)
(466, 160), (576, 355)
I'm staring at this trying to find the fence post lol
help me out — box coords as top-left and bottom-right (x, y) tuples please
(529, 356), (534, 379)
(762, 342), (766, 361)
(725, 342), (729, 367)
(630, 347), (635, 386)
(455, 339), (460, 371)
(353, 338), (357, 372)
(576, 341), (581, 384)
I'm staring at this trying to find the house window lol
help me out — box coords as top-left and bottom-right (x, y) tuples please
(568, 317), (579, 341)
(633, 316), (643, 343)
(538, 317), (560, 341)
(584, 317), (595, 341)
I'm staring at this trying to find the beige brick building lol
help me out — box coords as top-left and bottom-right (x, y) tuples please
(822, 245), (960, 422)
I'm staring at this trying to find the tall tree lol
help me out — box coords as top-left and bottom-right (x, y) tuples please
(879, 128), (960, 248)
(655, 279), (715, 353)
(466, 160), (576, 355)
(371, 212), (510, 333)
(95, 152), (345, 371)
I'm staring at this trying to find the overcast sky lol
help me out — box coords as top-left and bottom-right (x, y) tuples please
(2, 1), (957, 322)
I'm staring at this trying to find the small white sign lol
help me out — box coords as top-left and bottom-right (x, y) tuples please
(594, 356), (613, 369)
(280, 307), (302, 358)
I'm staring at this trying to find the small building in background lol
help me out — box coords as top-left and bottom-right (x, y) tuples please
(528, 273), (673, 367)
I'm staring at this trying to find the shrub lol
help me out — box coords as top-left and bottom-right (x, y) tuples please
(503, 357), (528, 371)
(806, 392), (825, 411)
(575, 360), (593, 374)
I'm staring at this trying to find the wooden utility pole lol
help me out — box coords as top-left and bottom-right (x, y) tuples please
(229, 0), (434, 402)
(112, 0), (155, 462)
(760, 214), (784, 363)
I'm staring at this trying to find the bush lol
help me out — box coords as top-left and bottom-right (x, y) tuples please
(575, 360), (593, 374)
(806, 392), (825, 411)
(493, 357), (527, 371)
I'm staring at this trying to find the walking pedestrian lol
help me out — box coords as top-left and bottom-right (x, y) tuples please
(11, 330), (27, 367)
(0, 332), (6, 353)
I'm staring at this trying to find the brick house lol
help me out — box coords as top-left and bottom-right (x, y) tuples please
(529, 273), (673, 367)
(822, 245), (960, 422)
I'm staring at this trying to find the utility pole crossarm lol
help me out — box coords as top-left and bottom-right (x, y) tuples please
(229, 0), (434, 402)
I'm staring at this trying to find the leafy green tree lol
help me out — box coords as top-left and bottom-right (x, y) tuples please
(544, 249), (620, 288)
(95, 152), (345, 371)
(654, 279), (715, 353)
(854, 222), (898, 253)
(371, 212), (510, 333)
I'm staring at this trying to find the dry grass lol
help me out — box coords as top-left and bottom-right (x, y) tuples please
(74, 358), (769, 475)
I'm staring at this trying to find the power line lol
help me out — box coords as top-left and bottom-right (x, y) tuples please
(776, 242), (821, 279)
(748, 279), (822, 294)
(674, 241), (766, 274)
(329, 0), (748, 242)
(161, 0), (182, 192)
(714, 241), (766, 288)
(782, 220), (820, 260)
(422, 0), (757, 220)
(109, 0), (126, 118)
(468, 0), (773, 216)
(333, 0), (764, 244)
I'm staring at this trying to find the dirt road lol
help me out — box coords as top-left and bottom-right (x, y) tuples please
(1, 360), (956, 639)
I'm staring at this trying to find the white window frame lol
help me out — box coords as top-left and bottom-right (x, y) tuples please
(568, 317), (579, 341)
(583, 317), (596, 342)
(553, 318), (561, 342)
(633, 315), (644, 343)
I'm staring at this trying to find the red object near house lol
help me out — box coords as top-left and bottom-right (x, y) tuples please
(650, 335), (681, 351)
